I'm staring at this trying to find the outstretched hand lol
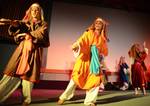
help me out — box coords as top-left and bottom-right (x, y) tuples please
(0, 18), (11, 25)
(16, 33), (32, 40)
(72, 42), (80, 58)
(72, 42), (79, 53)
(143, 41), (146, 48)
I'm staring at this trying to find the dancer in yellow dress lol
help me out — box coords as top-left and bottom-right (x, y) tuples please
(58, 17), (109, 106)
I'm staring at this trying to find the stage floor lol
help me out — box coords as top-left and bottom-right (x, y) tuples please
(1, 89), (150, 106)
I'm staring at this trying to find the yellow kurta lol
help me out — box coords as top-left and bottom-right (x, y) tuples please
(72, 30), (108, 90)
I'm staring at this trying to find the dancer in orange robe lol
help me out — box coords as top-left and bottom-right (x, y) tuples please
(58, 17), (109, 106)
(0, 3), (49, 106)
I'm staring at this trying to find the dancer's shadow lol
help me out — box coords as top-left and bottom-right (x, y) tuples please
(64, 93), (145, 105)
(0, 97), (59, 106)
(96, 94), (144, 104)
(2, 91), (146, 106)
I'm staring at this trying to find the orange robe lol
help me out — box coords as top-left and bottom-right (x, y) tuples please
(4, 21), (50, 83)
(72, 30), (108, 90)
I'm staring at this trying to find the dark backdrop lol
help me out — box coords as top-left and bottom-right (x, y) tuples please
(0, 0), (52, 74)
(0, 0), (52, 44)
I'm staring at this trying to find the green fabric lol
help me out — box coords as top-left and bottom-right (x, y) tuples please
(90, 45), (100, 75)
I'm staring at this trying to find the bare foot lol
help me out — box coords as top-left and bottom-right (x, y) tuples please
(57, 99), (65, 105)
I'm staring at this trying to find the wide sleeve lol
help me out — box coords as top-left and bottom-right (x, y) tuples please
(8, 21), (28, 36)
(30, 22), (50, 47)
(76, 31), (91, 54)
(8, 21), (29, 43)
(140, 51), (147, 71)
(139, 50), (147, 61)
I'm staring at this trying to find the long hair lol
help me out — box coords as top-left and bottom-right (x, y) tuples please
(86, 17), (109, 56)
(117, 56), (123, 71)
(22, 3), (44, 22)
(118, 56), (124, 65)
(128, 43), (140, 58)
(87, 17), (109, 41)
(87, 17), (103, 31)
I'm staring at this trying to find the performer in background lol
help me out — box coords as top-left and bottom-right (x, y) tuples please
(118, 56), (130, 90)
(0, 3), (49, 106)
(57, 17), (109, 106)
(128, 42), (148, 95)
